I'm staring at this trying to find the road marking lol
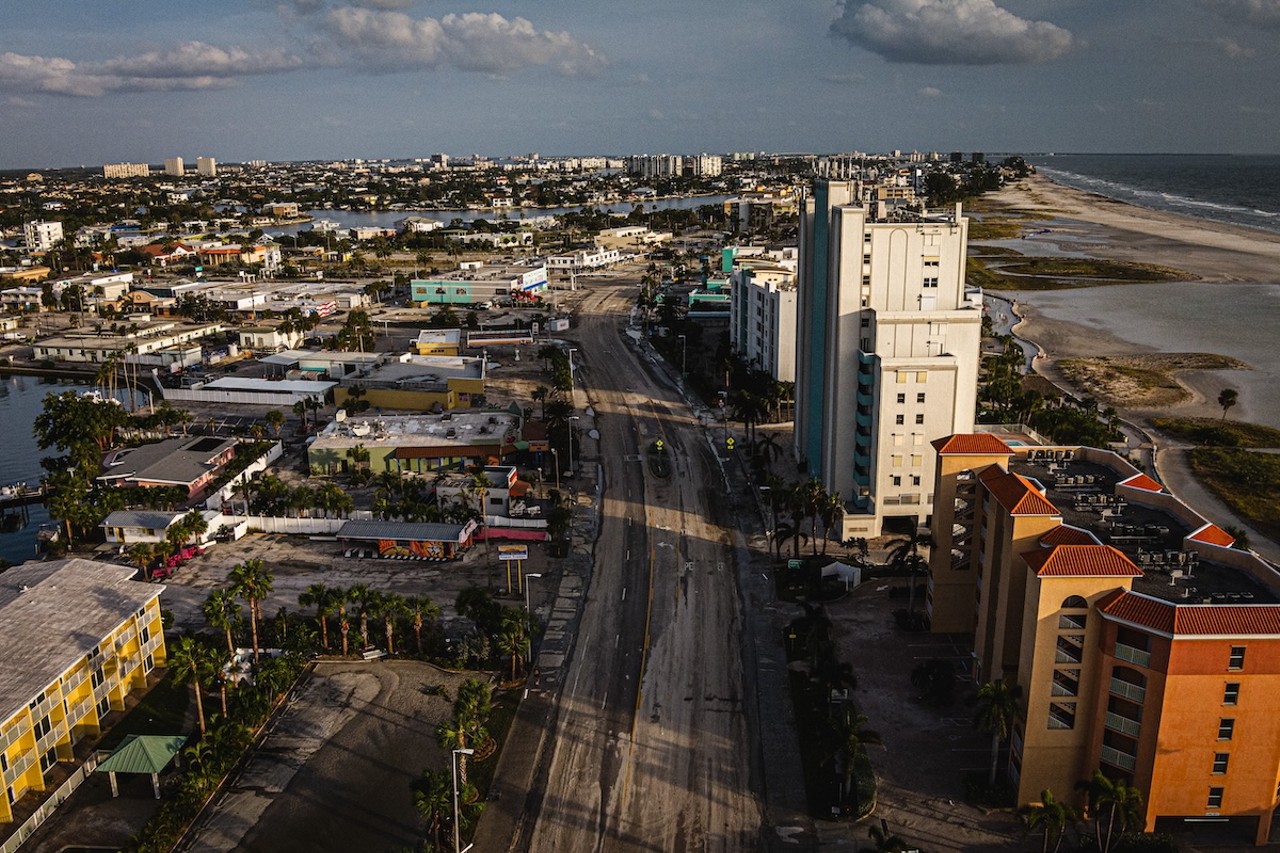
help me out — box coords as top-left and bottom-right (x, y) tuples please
(626, 549), (630, 560)
(622, 587), (627, 601)
(614, 633), (620, 648)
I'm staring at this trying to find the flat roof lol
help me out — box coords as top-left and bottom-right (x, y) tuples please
(0, 559), (161, 724)
(310, 411), (518, 451)
(203, 377), (337, 394)
(337, 520), (473, 544)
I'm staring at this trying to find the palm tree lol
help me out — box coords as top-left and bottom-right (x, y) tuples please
(888, 531), (934, 613)
(126, 542), (157, 581)
(532, 385), (550, 420)
(413, 768), (454, 853)
(798, 478), (827, 556)
(202, 588), (241, 658)
(376, 591), (408, 654)
(436, 717), (473, 785)
(835, 710), (882, 816)
(347, 583), (374, 649)
(860, 821), (914, 853)
(336, 586), (352, 656)
(229, 559), (274, 665)
(1075, 770), (1143, 853)
(170, 636), (216, 736)
(497, 609), (531, 682)
(1022, 788), (1079, 853)
(265, 409), (285, 437)
(298, 583), (336, 650)
(975, 679), (1023, 787)
(818, 493), (844, 556)
(1218, 388), (1238, 422)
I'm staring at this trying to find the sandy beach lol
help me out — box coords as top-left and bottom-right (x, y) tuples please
(982, 174), (1280, 426)
(979, 173), (1280, 561)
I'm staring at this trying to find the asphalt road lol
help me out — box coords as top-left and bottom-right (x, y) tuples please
(522, 279), (765, 851)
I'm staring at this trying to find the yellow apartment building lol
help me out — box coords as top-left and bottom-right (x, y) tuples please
(929, 434), (1280, 845)
(0, 559), (165, 825)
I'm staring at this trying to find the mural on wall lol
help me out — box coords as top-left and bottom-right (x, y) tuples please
(377, 538), (449, 559)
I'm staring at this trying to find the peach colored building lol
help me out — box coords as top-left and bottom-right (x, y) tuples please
(929, 434), (1280, 845)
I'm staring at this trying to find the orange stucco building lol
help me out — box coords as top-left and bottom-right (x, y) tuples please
(928, 434), (1280, 845)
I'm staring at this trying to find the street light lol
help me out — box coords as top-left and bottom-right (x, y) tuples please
(567, 347), (578, 395)
(678, 334), (687, 379)
(551, 449), (560, 494)
(566, 415), (580, 477)
(452, 748), (475, 853)
(524, 573), (543, 663)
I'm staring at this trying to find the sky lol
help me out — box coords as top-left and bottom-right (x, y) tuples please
(1, 0), (1278, 169)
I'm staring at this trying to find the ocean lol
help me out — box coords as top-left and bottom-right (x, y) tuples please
(1025, 154), (1280, 236)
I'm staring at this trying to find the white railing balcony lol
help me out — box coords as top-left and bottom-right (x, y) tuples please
(1101, 744), (1137, 771)
(1105, 712), (1142, 738)
(1114, 643), (1151, 668)
(1110, 678), (1146, 704)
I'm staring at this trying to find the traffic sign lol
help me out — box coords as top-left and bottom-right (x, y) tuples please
(498, 545), (529, 562)
(726, 437), (735, 450)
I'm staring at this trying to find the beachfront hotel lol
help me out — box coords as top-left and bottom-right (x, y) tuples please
(928, 433), (1280, 845)
(0, 559), (165, 829)
(793, 180), (981, 540)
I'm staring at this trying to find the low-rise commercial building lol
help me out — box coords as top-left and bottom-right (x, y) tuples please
(410, 263), (548, 307)
(307, 410), (521, 476)
(99, 436), (238, 498)
(333, 354), (486, 412)
(0, 559), (165, 825)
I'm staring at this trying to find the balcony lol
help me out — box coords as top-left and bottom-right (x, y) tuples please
(1105, 712), (1142, 738)
(1114, 643), (1151, 668)
(1101, 744), (1137, 772)
(1109, 677), (1146, 704)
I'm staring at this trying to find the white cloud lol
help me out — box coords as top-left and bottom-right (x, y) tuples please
(322, 8), (606, 76)
(5, 95), (37, 108)
(918, 85), (943, 97)
(1212, 36), (1256, 58)
(831, 0), (1075, 65)
(0, 42), (302, 97)
(1203, 0), (1280, 28)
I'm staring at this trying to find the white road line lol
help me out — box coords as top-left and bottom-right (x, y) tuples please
(614, 633), (620, 648)
(622, 587), (627, 601)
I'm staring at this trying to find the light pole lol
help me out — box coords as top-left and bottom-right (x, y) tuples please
(567, 347), (578, 395)
(551, 449), (560, 494)
(566, 415), (580, 477)
(678, 334), (687, 379)
(524, 572), (542, 663)
(452, 748), (475, 853)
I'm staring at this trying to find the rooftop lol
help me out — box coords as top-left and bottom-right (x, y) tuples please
(0, 559), (161, 723)
(100, 436), (238, 487)
(310, 410), (519, 451)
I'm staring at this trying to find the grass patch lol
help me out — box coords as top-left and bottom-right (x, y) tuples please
(968, 256), (1192, 291)
(969, 245), (1025, 258)
(1152, 417), (1280, 449)
(1058, 353), (1245, 407)
(98, 672), (191, 750)
(1189, 447), (1280, 544)
(968, 219), (1024, 240)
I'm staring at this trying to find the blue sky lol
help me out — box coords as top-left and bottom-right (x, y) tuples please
(1, 0), (1277, 168)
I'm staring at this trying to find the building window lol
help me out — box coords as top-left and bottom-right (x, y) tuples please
(915, 413), (925, 425)
(911, 475), (921, 486)
(1207, 787), (1224, 809)
(91, 668), (104, 689)
(923, 277), (938, 288)
(891, 476), (902, 487)
(915, 371), (928, 382)
(1218, 718), (1235, 740)
(1223, 683), (1240, 705)
(1048, 702), (1076, 729)
(895, 414), (905, 425)
(1228, 646), (1245, 670)
(141, 626), (150, 645)
(861, 317), (870, 328)
(1212, 753), (1229, 775)
(0, 753), (7, 772)
(897, 393), (906, 404)
(911, 455), (923, 467)
(864, 232), (872, 243)
(891, 454), (903, 467)
(917, 392), (926, 404)
(897, 372), (908, 384)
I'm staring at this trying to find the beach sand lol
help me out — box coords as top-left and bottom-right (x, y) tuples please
(979, 174), (1280, 561)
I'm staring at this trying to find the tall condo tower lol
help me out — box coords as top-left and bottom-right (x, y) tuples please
(794, 180), (981, 540)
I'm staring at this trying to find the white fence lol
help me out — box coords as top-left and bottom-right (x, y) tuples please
(205, 442), (284, 511)
(0, 751), (102, 853)
(236, 515), (346, 535)
(161, 387), (323, 407)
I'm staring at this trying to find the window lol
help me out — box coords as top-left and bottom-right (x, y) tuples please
(897, 393), (906, 404)
(34, 716), (51, 739)
(1223, 683), (1240, 705)
(1218, 718), (1235, 740)
(911, 455), (923, 467)
(896, 372), (908, 384)
(1207, 787), (1224, 809)
(916, 371), (928, 383)
(863, 253), (871, 264)
(915, 413), (925, 425)
(895, 414), (905, 425)
(917, 393), (926, 404)
(911, 475), (921, 486)
(891, 476), (902, 487)
(1212, 753), (1230, 775)
(1228, 646), (1245, 670)
(91, 668), (104, 689)
(140, 626), (150, 645)
(0, 753), (7, 772)
(923, 277), (938, 288)
(864, 232), (872, 243)
(145, 654), (154, 673)
(891, 454), (903, 467)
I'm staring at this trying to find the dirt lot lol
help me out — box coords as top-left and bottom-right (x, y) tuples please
(187, 660), (481, 852)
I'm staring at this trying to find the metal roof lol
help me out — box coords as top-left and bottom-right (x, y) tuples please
(96, 734), (187, 775)
(337, 520), (472, 544)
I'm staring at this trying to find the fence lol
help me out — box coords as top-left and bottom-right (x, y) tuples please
(0, 751), (102, 853)
(205, 442), (284, 511)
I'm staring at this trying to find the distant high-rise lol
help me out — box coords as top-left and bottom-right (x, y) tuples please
(164, 157), (184, 177)
(794, 180), (981, 540)
(196, 156), (217, 177)
(102, 162), (150, 179)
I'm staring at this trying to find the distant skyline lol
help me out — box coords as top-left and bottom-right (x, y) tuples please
(1, 0), (1278, 170)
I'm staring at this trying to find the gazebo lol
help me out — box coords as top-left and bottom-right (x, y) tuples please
(95, 734), (188, 799)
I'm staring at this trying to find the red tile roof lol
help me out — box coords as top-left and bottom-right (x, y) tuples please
(980, 468), (1060, 516)
(1100, 590), (1175, 633)
(1101, 590), (1280, 636)
(1119, 473), (1165, 493)
(1025, 544), (1143, 578)
(931, 434), (1015, 455)
(1040, 525), (1099, 547)
(1187, 523), (1235, 548)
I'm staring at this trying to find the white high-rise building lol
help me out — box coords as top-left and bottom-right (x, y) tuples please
(196, 156), (217, 177)
(794, 180), (982, 539)
(728, 250), (798, 382)
(691, 154), (723, 177)
(23, 220), (63, 253)
(164, 157), (184, 177)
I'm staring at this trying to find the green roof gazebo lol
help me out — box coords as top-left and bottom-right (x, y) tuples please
(95, 734), (187, 799)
